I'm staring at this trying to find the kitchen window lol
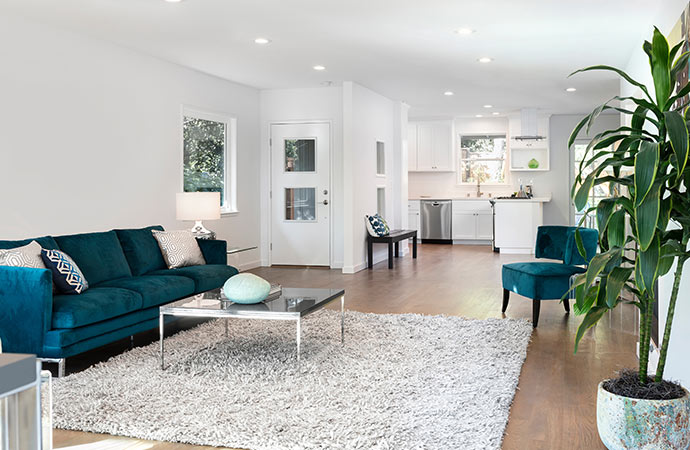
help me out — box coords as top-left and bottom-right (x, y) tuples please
(572, 141), (615, 227)
(458, 135), (507, 184)
(182, 107), (237, 214)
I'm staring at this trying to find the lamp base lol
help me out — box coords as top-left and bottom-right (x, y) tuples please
(190, 221), (216, 240)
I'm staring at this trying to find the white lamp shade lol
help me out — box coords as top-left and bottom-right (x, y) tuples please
(176, 192), (221, 221)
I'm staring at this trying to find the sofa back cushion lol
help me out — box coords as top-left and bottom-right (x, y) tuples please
(54, 231), (132, 285)
(115, 225), (167, 276)
(0, 236), (59, 251)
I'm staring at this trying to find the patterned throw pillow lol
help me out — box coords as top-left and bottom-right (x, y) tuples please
(0, 241), (46, 269)
(152, 230), (206, 269)
(366, 214), (390, 237)
(41, 249), (89, 295)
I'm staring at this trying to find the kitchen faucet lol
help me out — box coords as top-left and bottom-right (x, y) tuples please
(476, 179), (482, 197)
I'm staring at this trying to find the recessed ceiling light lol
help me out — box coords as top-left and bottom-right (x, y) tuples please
(566, 87), (577, 92)
(475, 114), (484, 118)
(164, 0), (182, 3)
(483, 104), (493, 108)
(455, 28), (475, 35)
(478, 57), (493, 64)
(492, 112), (500, 116)
(444, 91), (454, 96)
(313, 65), (326, 71)
(254, 37), (271, 45)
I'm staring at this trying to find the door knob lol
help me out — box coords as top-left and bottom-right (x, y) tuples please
(322, 200), (329, 205)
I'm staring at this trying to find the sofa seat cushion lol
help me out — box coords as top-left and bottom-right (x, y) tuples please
(502, 262), (585, 301)
(148, 264), (239, 293)
(115, 226), (167, 276)
(54, 231), (132, 285)
(52, 287), (143, 329)
(97, 275), (196, 308)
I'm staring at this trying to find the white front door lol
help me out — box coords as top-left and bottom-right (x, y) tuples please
(270, 123), (330, 266)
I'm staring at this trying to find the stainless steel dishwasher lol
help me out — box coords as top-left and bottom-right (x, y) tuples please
(421, 200), (452, 243)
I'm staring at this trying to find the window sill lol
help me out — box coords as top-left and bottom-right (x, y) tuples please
(221, 209), (239, 217)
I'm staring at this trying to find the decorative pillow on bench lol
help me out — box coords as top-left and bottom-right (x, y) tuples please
(365, 214), (390, 237)
(41, 249), (89, 295)
(152, 230), (206, 269)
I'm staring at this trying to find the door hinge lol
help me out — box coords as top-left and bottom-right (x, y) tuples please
(270, 243), (272, 250)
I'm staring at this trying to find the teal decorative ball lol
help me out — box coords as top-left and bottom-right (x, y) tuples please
(222, 273), (271, 304)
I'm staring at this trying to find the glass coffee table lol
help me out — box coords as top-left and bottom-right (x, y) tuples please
(158, 287), (345, 369)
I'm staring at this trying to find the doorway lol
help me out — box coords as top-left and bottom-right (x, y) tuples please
(270, 123), (331, 266)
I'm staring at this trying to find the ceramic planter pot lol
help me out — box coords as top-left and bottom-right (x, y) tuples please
(597, 381), (690, 449)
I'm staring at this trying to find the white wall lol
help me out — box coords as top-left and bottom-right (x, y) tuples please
(259, 87), (344, 267)
(0, 15), (261, 269)
(342, 82), (401, 273)
(408, 114), (620, 225)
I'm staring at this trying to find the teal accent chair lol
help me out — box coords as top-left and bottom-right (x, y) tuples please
(501, 226), (598, 327)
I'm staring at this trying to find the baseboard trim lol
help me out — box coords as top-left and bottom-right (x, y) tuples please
(238, 260), (261, 271)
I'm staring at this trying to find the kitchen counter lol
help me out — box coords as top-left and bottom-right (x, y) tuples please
(410, 196), (551, 202)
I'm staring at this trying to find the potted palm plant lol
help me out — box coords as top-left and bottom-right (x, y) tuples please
(569, 28), (690, 449)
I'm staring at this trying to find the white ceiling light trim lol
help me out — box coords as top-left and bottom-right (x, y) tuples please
(565, 87), (577, 92)
(313, 65), (326, 71)
(483, 104), (493, 108)
(454, 28), (475, 35)
(475, 114), (483, 118)
(254, 37), (271, 45)
(444, 91), (454, 96)
(477, 57), (493, 64)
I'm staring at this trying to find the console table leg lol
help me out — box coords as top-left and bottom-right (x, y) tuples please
(296, 317), (301, 364)
(341, 295), (345, 344)
(159, 313), (165, 370)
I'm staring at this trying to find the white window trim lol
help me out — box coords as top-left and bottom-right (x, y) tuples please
(456, 134), (509, 186)
(181, 106), (238, 215)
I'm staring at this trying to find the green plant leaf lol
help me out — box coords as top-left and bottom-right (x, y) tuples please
(574, 174), (595, 211)
(635, 182), (661, 251)
(569, 66), (652, 102)
(574, 307), (608, 353)
(606, 267), (633, 308)
(574, 228), (586, 258)
(650, 27), (672, 107)
(638, 234), (660, 293)
(568, 114), (591, 149)
(670, 41), (684, 65)
(607, 209), (626, 248)
(585, 249), (619, 290)
(664, 110), (689, 184)
(658, 196), (673, 231)
(596, 198), (617, 236)
(671, 51), (690, 85)
(658, 243), (677, 277)
(634, 141), (659, 206)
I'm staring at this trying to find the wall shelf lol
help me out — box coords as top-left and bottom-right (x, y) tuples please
(509, 146), (549, 172)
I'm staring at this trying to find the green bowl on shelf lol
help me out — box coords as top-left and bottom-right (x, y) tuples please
(528, 158), (540, 169)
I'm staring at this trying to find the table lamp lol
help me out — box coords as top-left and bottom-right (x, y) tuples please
(176, 192), (221, 239)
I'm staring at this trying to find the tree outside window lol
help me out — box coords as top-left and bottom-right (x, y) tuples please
(183, 116), (226, 206)
(459, 136), (507, 184)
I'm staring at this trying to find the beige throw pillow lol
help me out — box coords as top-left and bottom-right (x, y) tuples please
(0, 241), (46, 269)
(152, 230), (206, 269)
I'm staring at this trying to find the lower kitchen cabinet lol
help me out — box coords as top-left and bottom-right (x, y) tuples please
(451, 200), (492, 242)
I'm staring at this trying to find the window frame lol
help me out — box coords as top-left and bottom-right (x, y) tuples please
(456, 134), (509, 186)
(181, 106), (238, 215)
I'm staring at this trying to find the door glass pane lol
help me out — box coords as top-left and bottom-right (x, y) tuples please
(285, 188), (316, 221)
(285, 139), (316, 172)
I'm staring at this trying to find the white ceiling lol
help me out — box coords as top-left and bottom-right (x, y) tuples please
(0, 0), (673, 117)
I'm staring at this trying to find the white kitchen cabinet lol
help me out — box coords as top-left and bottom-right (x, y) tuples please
(451, 200), (492, 242)
(409, 120), (454, 172)
(408, 200), (421, 233)
(493, 198), (549, 253)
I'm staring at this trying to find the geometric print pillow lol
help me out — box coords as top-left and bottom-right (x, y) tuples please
(151, 230), (206, 269)
(365, 213), (390, 237)
(40, 249), (89, 295)
(0, 241), (46, 269)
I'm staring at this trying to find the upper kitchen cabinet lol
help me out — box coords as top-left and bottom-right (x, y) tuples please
(508, 109), (550, 172)
(408, 120), (454, 172)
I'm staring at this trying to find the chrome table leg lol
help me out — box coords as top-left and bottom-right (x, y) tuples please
(296, 317), (301, 364)
(159, 312), (165, 370)
(341, 295), (345, 344)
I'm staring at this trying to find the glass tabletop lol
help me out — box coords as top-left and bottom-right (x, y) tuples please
(161, 287), (345, 318)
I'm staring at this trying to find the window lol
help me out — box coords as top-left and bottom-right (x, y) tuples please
(572, 141), (616, 227)
(458, 135), (507, 184)
(377, 187), (386, 217)
(376, 141), (385, 176)
(182, 108), (237, 213)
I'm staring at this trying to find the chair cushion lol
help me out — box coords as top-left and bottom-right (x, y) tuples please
(502, 262), (586, 301)
(52, 287), (143, 329)
(148, 264), (239, 293)
(115, 226), (168, 276)
(54, 231), (132, 285)
(97, 275), (196, 308)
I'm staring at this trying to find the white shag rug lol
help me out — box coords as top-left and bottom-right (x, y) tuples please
(53, 310), (532, 449)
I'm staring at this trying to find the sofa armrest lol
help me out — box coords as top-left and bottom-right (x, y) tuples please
(197, 239), (228, 265)
(0, 266), (52, 354)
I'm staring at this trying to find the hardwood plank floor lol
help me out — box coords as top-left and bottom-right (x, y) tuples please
(52, 244), (639, 449)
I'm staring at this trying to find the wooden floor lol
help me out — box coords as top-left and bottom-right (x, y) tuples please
(52, 244), (639, 450)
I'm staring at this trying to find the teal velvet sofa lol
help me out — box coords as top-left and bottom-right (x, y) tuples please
(0, 226), (238, 375)
(502, 226), (598, 328)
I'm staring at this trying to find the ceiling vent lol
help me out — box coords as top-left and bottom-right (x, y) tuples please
(513, 108), (545, 141)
